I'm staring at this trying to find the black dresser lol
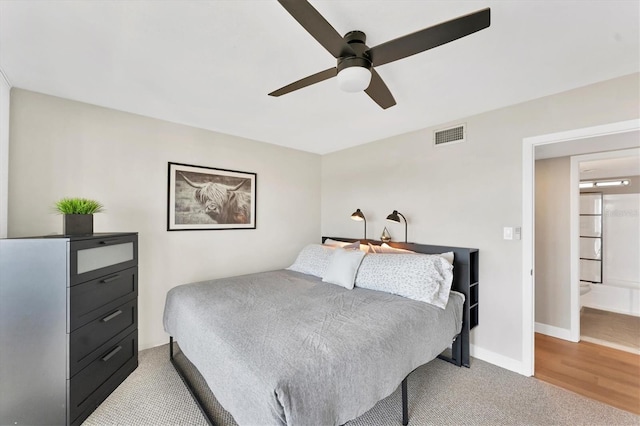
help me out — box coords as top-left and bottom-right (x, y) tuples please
(0, 232), (138, 425)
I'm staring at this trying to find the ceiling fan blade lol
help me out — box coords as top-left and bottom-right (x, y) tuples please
(277, 0), (354, 58)
(367, 8), (490, 67)
(269, 67), (337, 97)
(365, 69), (396, 109)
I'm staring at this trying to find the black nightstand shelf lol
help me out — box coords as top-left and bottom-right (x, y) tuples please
(469, 250), (479, 329)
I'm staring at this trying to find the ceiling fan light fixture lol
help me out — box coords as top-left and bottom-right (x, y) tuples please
(337, 66), (371, 93)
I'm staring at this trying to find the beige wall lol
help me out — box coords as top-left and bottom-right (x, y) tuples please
(8, 89), (321, 349)
(535, 157), (571, 330)
(321, 73), (639, 368)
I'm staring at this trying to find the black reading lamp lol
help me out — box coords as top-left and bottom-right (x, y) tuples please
(350, 209), (367, 240)
(386, 210), (408, 243)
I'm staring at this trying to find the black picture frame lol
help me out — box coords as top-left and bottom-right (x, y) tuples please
(167, 162), (257, 231)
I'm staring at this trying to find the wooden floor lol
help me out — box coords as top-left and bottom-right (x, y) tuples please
(535, 333), (640, 415)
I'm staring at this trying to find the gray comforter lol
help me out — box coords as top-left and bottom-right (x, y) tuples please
(163, 269), (463, 426)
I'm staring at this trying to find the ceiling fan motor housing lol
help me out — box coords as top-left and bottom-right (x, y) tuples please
(337, 56), (371, 73)
(344, 30), (366, 44)
(336, 30), (373, 92)
(338, 30), (372, 72)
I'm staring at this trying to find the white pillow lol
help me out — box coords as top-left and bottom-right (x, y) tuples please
(322, 248), (366, 289)
(439, 251), (454, 265)
(355, 253), (454, 308)
(287, 244), (335, 278)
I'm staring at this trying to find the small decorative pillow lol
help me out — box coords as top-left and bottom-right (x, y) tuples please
(355, 253), (454, 308)
(322, 248), (366, 289)
(367, 243), (454, 265)
(324, 238), (354, 247)
(287, 244), (335, 278)
(368, 243), (415, 254)
(358, 244), (371, 253)
(342, 241), (361, 250)
(325, 238), (370, 252)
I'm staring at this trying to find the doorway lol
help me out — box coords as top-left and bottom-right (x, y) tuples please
(521, 119), (640, 376)
(523, 121), (640, 413)
(533, 147), (640, 346)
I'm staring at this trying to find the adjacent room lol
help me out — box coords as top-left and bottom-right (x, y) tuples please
(0, 1), (638, 425)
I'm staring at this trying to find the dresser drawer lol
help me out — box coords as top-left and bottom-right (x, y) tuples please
(69, 330), (137, 423)
(69, 299), (137, 377)
(70, 235), (137, 286)
(69, 266), (137, 331)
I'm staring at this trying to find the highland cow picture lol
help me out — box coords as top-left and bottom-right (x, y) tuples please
(168, 162), (256, 231)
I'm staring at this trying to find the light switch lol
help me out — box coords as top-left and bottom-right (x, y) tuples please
(514, 227), (522, 240)
(503, 227), (513, 240)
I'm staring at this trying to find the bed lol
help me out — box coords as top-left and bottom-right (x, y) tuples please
(163, 238), (479, 425)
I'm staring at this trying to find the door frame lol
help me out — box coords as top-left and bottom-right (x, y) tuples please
(521, 119), (640, 376)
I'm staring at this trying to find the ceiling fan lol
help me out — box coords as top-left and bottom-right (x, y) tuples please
(268, 0), (491, 109)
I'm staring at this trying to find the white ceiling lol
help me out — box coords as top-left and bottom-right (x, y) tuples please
(1, 1), (638, 154)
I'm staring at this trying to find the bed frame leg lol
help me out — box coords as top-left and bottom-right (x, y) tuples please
(402, 377), (408, 425)
(168, 337), (214, 426)
(453, 334), (463, 366)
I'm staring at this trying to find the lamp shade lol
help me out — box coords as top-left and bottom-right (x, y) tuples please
(337, 66), (372, 92)
(386, 210), (401, 223)
(386, 210), (407, 243)
(350, 209), (367, 239)
(351, 209), (365, 221)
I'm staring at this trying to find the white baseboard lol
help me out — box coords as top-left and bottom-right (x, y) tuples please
(534, 322), (574, 341)
(470, 344), (524, 375)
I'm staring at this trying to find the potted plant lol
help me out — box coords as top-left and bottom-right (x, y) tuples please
(54, 197), (104, 235)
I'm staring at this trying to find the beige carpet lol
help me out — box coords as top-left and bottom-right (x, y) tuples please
(82, 343), (640, 425)
(581, 307), (640, 354)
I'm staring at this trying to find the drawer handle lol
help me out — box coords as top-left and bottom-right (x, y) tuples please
(101, 310), (123, 322)
(101, 346), (122, 362)
(100, 275), (120, 283)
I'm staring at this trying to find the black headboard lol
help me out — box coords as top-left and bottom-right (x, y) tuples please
(322, 236), (479, 367)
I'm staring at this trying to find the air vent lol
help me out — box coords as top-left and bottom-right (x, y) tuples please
(434, 124), (466, 146)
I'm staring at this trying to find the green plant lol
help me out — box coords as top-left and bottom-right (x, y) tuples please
(54, 198), (104, 215)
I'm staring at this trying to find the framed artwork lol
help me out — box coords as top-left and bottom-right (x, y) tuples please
(167, 162), (257, 231)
